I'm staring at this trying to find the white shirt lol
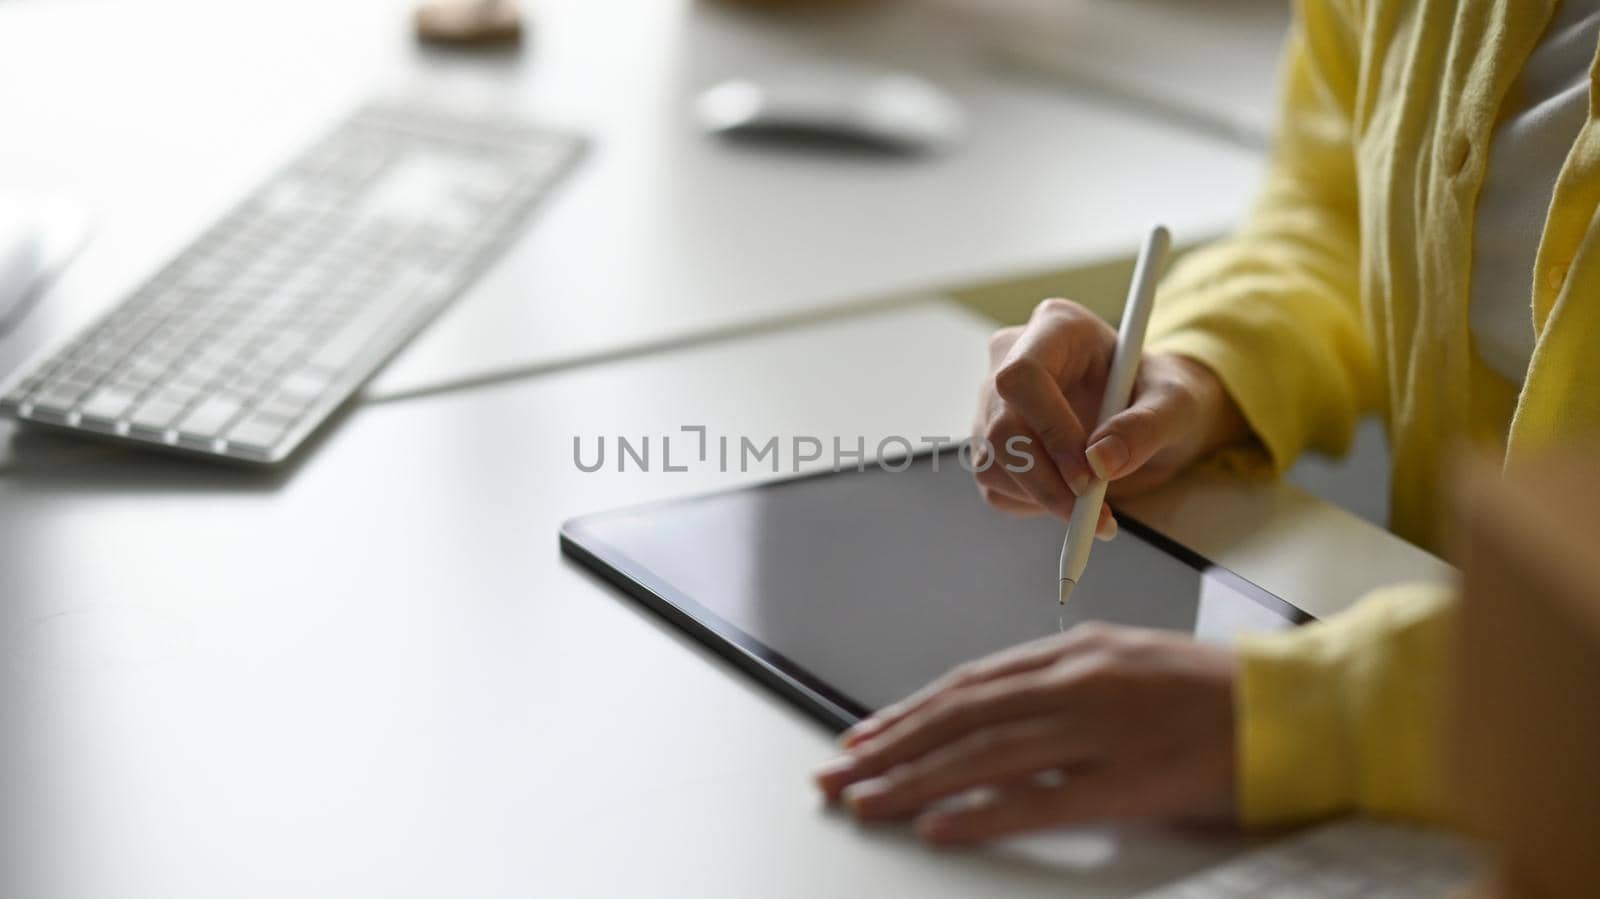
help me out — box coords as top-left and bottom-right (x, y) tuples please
(1471, 0), (1600, 383)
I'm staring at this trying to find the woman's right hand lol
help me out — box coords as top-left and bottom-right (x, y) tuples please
(971, 298), (1249, 531)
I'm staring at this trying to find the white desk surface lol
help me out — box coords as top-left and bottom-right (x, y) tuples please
(0, 0), (1267, 403)
(965, 0), (1290, 148)
(0, 300), (1449, 899)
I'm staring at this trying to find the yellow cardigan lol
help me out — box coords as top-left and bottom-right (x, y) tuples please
(1147, 0), (1600, 826)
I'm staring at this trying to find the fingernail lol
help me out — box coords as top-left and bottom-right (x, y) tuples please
(840, 718), (880, 747)
(1066, 469), (1090, 497)
(842, 778), (892, 813)
(1096, 515), (1118, 542)
(813, 756), (859, 795)
(1085, 435), (1128, 481)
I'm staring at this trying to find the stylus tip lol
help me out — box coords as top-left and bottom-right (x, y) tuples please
(1058, 578), (1076, 605)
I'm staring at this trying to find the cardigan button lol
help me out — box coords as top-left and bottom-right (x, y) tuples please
(1448, 135), (1473, 176)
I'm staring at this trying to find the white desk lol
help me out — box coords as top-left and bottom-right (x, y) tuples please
(959, 0), (1291, 148)
(0, 300), (1449, 899)
(0, 3), (1426, 894)
(0, 0), (1265, 403)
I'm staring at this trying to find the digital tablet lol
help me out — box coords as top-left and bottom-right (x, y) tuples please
(561, 449), (1311, 730)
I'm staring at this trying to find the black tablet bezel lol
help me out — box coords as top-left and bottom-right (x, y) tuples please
(560, 448), (1313, 732)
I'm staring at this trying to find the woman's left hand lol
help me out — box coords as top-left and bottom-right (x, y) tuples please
(813, 623), (1240, 845)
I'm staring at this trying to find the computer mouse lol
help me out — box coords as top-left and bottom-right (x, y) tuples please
(696, 69), (966, 155)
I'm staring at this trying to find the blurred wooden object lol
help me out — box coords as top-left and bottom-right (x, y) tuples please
(1454, 450), (1600, 899)
(414, 0), (523, 48)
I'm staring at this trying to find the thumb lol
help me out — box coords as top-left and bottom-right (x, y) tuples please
(1083, 383), (1189, 482)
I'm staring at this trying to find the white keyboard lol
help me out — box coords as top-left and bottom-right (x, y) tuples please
(1135, 818), (1480, 899)
(0, 101), (582, 464)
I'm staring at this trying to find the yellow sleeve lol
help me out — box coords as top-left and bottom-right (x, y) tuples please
(1146, 0), (1451, 831)
(1147, 0), (1379, 471)
(1236, 584), (1459, 827)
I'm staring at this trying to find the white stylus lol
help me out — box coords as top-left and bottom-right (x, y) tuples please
(1058, 225), (1171, 604)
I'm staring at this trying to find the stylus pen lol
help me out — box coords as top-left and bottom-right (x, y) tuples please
(1059, 225), (1171, 604)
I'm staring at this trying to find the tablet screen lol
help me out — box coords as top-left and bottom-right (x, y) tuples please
(564, 451), (1307, 722)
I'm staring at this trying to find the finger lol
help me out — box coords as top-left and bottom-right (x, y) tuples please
(982, 487), (1046, 517)
(979, 420), (1075, 519)
(970, 399), (1061, 517)
(837, 630), (1091, 750)
(977, 467), (1053, 520)
(993, 351), (1090, 496)
(1084, 377), (1192, 482)
(844, 674), (1089, 783)
(986, 325), (1023, 368)
(972, 343), (1011, 457)
(843, 717), (1088, 821)
(1096, 505), (1117, 541)
(971, 328), (1022, 465)
(993, 303), (1112, 491)
(1016, 298), (1116, 388)
(970, 440), (1045, 512)
(972, 440), (1047, 512)
(915, 773), (1126, 845)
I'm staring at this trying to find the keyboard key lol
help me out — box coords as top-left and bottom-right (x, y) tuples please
(222, 367), (273, 398)
(26, 381), (91, 417)
(254, 392), (313, 424)
(276, 369), (333, 403)
(176, 395), (245, 439)
(54, 363), (104, 389)
(304, 292), (407, 372)
(175, 357), (227, 389)
(110, 366), (165, 394)
(225, 416), (289, 456)
(127, 397), (190, 436)
(78, 386), (144, 427)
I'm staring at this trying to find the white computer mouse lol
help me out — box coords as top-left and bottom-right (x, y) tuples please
(696, 68), (966, 155)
